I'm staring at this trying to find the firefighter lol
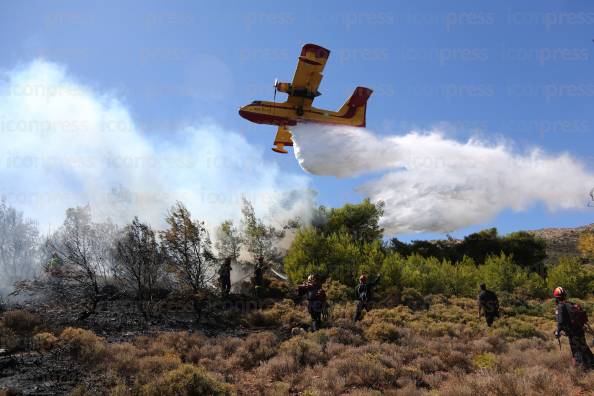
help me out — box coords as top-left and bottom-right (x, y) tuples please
(297, 274), (327, 331)
(554, 286), (594, 369)
(477, 283), (499, 327)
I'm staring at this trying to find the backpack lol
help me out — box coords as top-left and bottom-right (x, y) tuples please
(567, 302), (588, 332)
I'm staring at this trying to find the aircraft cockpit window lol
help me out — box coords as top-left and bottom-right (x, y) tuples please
(251, 101), (262, 105)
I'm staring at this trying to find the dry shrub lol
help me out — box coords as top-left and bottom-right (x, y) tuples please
(279, 335), (327, 367)
(231, 331), (278, 369)
(329, 301), (358, 322)
(471, 352), (498, 370)
(315, 327), (364, 346)
(415, 355), (446, 374)
(108, 342), (142, 378)
(136, 353), (182, 384)
(362, 306), (413, 326)
(147, 331), (205, 356)
(246, 300), (309, 329)
(32, 332), (58, 352)
(257, 354), (298, 381)
(141, 364), (233, 396)
(495, 317), (544, 340)
(0, 388), (23, 396)
(320, 349), (399, 393)
(441, 350), (473, 372)
(365, 322), (402, 343)
(322, 278), (350, 302)
(59, 327), (107, 363)
(2, 310), (41, 335)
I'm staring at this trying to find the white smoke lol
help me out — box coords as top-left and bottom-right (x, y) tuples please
(0, 60), (315, 231)
(292, 124), (594, 234)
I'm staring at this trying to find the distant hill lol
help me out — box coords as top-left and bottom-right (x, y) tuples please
(527, 223), (593, 265)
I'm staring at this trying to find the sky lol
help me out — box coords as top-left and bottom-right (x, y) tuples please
(0, 0), (593, 241)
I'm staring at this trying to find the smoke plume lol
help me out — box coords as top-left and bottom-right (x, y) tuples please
(0, 60), (315, 231)
(292, 124), (594, 234)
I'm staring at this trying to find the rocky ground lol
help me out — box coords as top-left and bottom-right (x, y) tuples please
(528, 223), (594, 265)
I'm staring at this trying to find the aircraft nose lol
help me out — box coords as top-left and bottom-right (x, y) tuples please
(238, 107), (250, 120)
(239, 107), (257, 122)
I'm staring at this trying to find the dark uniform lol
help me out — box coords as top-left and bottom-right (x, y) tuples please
(253, 257), (265, 290)
(218, 258), (232, 297)
(354, 275), (381, 322)
(297, 281), (327, 331)
(478, 288), (499, 327)
(556, 301), (594, 369)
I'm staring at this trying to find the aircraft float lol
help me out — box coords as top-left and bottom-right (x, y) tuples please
(239, 43), (373, 154)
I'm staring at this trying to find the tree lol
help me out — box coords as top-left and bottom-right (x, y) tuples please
(478, 253), (527, 293)
(546, 257), (594, 298)
(319, 199), (384, 244)
(502, 231), (547, 273)
(216, 220), (242, 263)
(0, 200), (39, 294)
(459, 228), (501, 265)
(113, 217), (164, 313)
(42, 206), (115, 318)
(240, 198), (284, 264)
(161, 202), (216, 292)
(284, 228), (363, 286)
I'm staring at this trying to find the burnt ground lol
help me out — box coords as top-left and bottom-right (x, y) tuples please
(0, 293), (291, 395)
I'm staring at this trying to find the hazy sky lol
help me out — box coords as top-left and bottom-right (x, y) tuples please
(0, 0), (593, 240)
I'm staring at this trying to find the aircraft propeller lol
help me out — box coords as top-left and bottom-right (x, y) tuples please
(273, 78), (278, 102)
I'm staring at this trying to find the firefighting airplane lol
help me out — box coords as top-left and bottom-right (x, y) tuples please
(239, 43), (373, 154)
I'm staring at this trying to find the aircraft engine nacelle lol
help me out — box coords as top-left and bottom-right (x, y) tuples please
(275, 82), (292, 94)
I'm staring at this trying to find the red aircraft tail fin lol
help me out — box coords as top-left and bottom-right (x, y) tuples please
(337, 87), (373, 127)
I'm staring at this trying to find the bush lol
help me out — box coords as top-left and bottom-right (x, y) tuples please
(2, 310), (41, 335)
(322, 278), (351, 302)
(59, 327), (106, 363)
(400, 288), (427, 310)
(136, 353), (182, 384)
(245, 299), (309, 329)
(232, 331), (278, 369)
(546, 257), (594, 298)
(364, 322), (401, 343)
(479, 253), (527, 293)
(280, 335), (327, 367)
(32, 332), (58, 353)
(472, 352), (498, 370)
(141, 364), (233, 396)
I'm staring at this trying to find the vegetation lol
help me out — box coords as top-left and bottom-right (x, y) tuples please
(1, 198), (593, 395)
(3, 294), (592, 395)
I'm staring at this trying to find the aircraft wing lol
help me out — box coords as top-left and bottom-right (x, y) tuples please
(287, 44), (330, 107)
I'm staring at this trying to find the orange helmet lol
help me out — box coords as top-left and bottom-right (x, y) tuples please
(359, 274), (367, 283)
(553, 287), (567, 299)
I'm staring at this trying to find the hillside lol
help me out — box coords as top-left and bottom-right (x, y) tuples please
(528, 223), (594, 265)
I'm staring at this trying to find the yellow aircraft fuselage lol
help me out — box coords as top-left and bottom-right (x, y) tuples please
(239, 87), (371, 128)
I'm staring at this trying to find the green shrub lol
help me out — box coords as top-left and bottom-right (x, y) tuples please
(546, 257), (594, 298)
(479, 253), (527, 293)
